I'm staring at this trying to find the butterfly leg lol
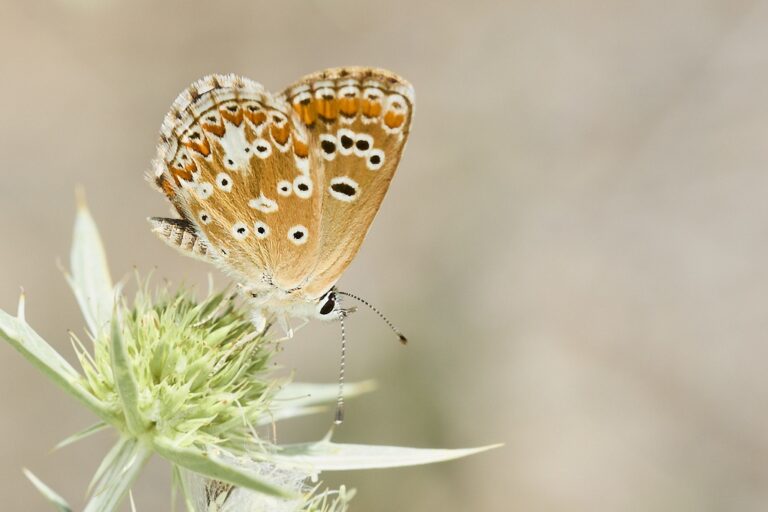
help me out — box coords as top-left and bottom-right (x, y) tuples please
(250, 307), (268, 334)
(292, 317), (310, 334)
(270, 314), (297, 343)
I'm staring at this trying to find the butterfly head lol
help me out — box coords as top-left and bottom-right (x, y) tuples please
(315, 288), (357, 321)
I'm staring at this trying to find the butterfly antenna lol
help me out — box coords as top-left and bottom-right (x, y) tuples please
(335, 297), (348, 425)
(336, 291), (409, 345)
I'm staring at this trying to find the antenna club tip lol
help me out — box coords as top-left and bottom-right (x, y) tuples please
(398, 334), (409, 345)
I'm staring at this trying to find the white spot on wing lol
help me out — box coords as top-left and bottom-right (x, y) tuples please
(253, 221), (270, 239)
(328, 176), (360, 202)
(215, 172), (233, 192)
(386, 94), (408, 113)
(217, 123), (251, 169)
(337, 128), (355, 156)
(232, 221), (249, 240)
(353, 133), (373, 157)
(252, 138), (273, 159)
(292, 91), (312, 107)
(366, 149), (385, 171)
(295, 155), (309, 174)
(196, 182), (214, 200)
(293, 175), (313, 199)
(288, 224), (309, 245)
(319, 134), (337, 161)
(270, 111), (288, 128)
(315, 87), (335, 101)
(277, 180), (293, 197)
(339, 85), (360, 98)
(249, 193), (278, 213)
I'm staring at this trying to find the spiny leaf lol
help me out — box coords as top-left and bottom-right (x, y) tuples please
(273, 440), (503, 471)
(24, 469), (72, 512)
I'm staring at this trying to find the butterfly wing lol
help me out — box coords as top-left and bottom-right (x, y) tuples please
(150, 74), (324, 291)
(279, 67), (415, 299)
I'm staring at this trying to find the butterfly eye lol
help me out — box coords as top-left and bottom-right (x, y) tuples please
(366, 149), (385, 171)
(353, 134), (373, 157)
(276, 180), (293, 197)
(253, 221), (270, 239)
(231, 222), (249, 240)
(293, 176), (313, 199)
(319, 294), (336, 316)
(216, 172), (233, 192)
(288, 225), (308, 245)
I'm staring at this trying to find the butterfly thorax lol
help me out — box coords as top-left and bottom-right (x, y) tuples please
(244, 284), (343, 332)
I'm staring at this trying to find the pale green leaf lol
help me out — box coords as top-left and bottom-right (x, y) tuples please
(88, 436), (138, 495)
(154, 439), (296, 500)
(273, 440), (503, 471)
(23, 469), (72, 512)
(84, 437), (152, 512)
(172, 465), (197, 512)
(54, 422), (108, 451)
(109, 316), (149, 434)
(0, 309), (111, 421)
(69, 196), (114, 338)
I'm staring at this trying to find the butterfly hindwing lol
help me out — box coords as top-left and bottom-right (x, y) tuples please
(279, 67), (415, 298)
(150, 74), (324, 291)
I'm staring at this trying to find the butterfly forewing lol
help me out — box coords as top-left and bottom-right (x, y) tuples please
(151, 74), (324, 291)
(279, 67), (415, 298)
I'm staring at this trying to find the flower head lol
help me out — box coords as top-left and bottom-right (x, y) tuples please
(0, 199), (500, 511)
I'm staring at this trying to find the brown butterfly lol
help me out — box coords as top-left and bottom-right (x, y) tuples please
(147, 67), (413, 339)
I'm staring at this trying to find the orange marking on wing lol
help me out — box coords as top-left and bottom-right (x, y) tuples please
(169, 165), (193, 185)
(220, 108), (244, 126)
(315, 98), (338, 122)
(293, 139), (309, 158)
(202, 122), (225, 137)
(384, 111), (406, 129)
(293, 99), (316, 126)
(361, 99), (382, 118)
(159, 176), (176, 199)
(271, 124), (290, 145)
(183, 138), (211, 157)
(245, 109), (267, 128)
(338, 97), (359, 117)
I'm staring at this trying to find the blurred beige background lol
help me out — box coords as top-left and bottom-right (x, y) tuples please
(2, 0), (768, 510)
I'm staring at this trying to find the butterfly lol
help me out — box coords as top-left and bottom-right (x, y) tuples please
(147, 67), (414, 337)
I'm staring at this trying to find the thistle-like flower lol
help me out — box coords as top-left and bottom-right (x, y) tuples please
(0, 200), (499, 511)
